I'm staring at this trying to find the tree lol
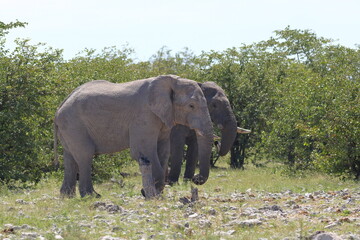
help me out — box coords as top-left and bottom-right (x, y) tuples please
(1, 21), (63, 183)
(259, 28), (360, 178)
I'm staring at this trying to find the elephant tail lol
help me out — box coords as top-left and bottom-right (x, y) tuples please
(53, 121), (59, 171)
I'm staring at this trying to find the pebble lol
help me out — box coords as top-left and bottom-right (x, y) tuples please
(99, 236), (124, 240)
(214, 229), (236, 236)
(324, 222), (341, 229)
(226, 218), (263, 227)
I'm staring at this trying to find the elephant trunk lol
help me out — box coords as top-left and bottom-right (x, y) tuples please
(218, 114), (237, 156)
(192, 126), (213, 185)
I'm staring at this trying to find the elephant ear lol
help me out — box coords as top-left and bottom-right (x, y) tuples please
(148, 76), (176, 129)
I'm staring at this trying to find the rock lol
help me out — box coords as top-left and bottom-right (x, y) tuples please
(91, 201), (122, 214)
(110, 178), (125, 187)
(198, 219), (212, 228)
(111, 226), (122, 232)
(106, 204), (122, 214)
(99, 236), (124, 240)
(324, 221), (341, 229)
(226, 229), (236, 235)
(79, 223), (93, 228)
(240, 207), (259, 217)
(226, 219), (263, 227)
(310, 231), (342, 240)
(4, 223), (14, 229)
(21, 232), (39, 239)
(179, 197), (191, 205)
(16, 199), (29, 205)
(260, 205), (283, 212)
(270, 205), (283, 211)
(55, 235), (64, 239)
(344, 234), (360, 240)
(188, 213), (198, 218)
(207, 207), (217, 215)
(92, 201), (106, 209)
(20, 224), (32, 230)
(214, 230), (236, 236)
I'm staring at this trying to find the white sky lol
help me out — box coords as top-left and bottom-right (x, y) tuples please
(2, 0), (359, 61)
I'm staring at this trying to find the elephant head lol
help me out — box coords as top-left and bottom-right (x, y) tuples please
(149, 75), (214, 185)
(199, 82), (237, 156)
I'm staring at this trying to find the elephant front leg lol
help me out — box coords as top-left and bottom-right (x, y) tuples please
(78, 160), (96, 197)
(130, 125), (163, 198)
(168, 135), (186, 185)
(184, 132), (198, 181)
(138, 156), (157, 199)
(156, 130), (171, 190)
(133, 150), (163, 198)
(60, 151), (78, 197)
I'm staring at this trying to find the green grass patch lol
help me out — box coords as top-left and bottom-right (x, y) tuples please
(0, 160), (359, 239)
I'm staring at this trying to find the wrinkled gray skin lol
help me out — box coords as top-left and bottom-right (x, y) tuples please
(168, 82), (237, 184)
(54, 75), (213, 197)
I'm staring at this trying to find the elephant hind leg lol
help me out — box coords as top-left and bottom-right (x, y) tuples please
(61, 130), (97, 197)
(76, 150), (97, 198)
(60, 151), (78, 197)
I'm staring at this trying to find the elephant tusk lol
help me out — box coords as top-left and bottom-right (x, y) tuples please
(237, 127), (251, 134)
(213, 134), (221, 140)
(217, 124), (224, 130)
(195, 129), (205, 137)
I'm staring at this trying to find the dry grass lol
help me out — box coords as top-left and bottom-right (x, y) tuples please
(0, 160), (359, 239)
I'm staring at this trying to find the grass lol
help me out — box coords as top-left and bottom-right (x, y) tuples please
(0, 159), (359, 239)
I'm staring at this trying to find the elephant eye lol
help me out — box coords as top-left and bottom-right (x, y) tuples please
(212, 103), (217, 108)
(189, 104), (195, 110)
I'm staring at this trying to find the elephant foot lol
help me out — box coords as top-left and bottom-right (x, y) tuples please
(183, 177), (192, 183)
(141, 188), (160, 199)
(60, 185), (76, 198)
(60, 192), (75, 198)
(168, 180), (179, 186)
(192, 174), (207, 185)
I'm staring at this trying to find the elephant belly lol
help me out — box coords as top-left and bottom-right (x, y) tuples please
(88, 125), (130, 155)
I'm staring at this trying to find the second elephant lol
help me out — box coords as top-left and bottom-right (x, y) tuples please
(168, 82), (237, 184)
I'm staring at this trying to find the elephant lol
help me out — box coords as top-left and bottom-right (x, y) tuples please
(167, 81), (237, 184)
(54, 75), (214, 198)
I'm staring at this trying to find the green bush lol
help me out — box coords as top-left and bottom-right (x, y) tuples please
(1, 21), (63, 183)
(1, 21), (358, 184)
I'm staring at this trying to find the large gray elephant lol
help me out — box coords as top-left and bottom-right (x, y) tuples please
(54, 75), (214, 197)
(168, 82), (237, 184)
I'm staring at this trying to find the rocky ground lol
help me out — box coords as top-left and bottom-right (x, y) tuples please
(1, 168), (359, 239)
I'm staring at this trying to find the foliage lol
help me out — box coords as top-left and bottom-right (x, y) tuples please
(260, 28), (360, 178)
(0, 29), (63, 183)
(0, 21), (359, 183)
